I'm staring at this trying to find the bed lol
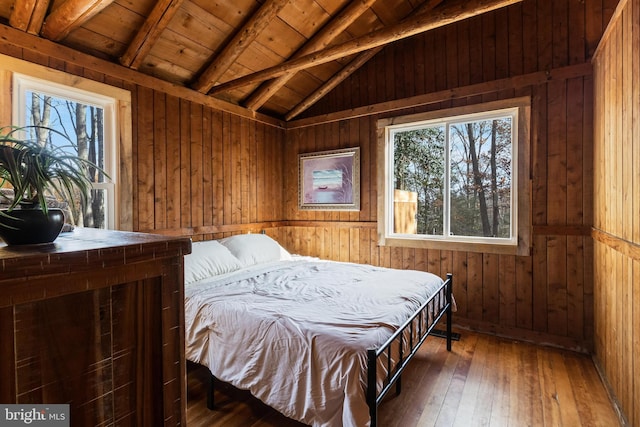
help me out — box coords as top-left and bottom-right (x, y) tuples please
(184, 234), (454, 427)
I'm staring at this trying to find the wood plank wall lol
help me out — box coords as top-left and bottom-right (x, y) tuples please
(283, 0), (619, 352)
(593, 0), (639, 424)
(0, 37), (286, 242)
(132, 89), (285, 238)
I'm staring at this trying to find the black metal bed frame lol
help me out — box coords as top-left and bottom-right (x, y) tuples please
(203, 273), (454, 427)
(366, 273), (453, 427)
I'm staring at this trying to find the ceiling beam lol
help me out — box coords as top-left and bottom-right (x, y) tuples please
(243, 0), (378, 112)
(285, 0), (445, 120)
(285, 48), (381, 120)
(208, 0), (524, 96)
(119, 0), (186, 69)
(192, 0), (292, 94)
(9, 0), (50, 35)
(41, 0), (115, 41)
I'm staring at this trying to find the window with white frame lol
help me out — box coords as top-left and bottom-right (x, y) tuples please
(378, 98), (531, 255)
(13, 73), (118, 229)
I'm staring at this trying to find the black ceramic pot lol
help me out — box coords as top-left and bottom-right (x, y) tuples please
(0, 208), (65, 245)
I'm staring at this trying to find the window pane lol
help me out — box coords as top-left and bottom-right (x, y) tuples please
(449, 118), (512, 238)
(393, 126), (445, 235)
(87, 189), (107, 229)
(24, 91), (108, 228)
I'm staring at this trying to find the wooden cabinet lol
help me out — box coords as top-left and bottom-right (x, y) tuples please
(0, 228), (191, 426)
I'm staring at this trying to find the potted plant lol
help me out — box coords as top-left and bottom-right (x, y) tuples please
(0, 125), (103, 245)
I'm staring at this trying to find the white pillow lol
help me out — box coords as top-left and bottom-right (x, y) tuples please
(184, 240), (243, 284)
(218, 234), (292, 267)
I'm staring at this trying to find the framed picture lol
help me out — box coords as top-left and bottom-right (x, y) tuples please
(298, 147), (360, 211)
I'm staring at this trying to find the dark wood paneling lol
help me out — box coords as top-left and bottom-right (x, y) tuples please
(593, 0), (639, 424)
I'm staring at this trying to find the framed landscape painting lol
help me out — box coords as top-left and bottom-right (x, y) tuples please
(298, 147), (360, 211)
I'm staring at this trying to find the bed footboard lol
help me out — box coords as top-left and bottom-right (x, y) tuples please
(367, 273), (453, 427)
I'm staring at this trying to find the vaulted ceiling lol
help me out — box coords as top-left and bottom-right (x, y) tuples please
(0, 0), (521, 121)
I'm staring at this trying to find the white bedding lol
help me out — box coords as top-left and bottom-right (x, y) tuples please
(185, 257), (446, 427)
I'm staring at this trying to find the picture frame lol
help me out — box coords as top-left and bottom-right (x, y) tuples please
(298, 147), (360, 211)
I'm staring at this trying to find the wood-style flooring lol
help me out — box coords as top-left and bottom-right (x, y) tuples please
(186, 329), (621, 426)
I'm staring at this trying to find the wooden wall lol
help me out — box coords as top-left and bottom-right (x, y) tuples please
(132, 89), (285, 236)
(283, 0), (619, 352)
(593, 0), (640, 424)
(0, 29), (286, 241)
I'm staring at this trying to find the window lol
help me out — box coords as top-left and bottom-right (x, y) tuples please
(377, 98), (531, 255)
(13, 74), (116, 228)
(1, 53), (132, 230)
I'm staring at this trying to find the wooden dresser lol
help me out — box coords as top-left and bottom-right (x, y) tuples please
(0, 228), (191, 426)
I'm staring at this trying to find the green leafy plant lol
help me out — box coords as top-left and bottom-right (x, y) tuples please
(0, 125), (105, 217)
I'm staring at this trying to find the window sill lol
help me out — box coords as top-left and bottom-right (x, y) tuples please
(379, 235), (531, 256)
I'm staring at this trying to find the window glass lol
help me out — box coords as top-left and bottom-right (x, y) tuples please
(392, 125), (445, 235)
(448, 117), (512, 239)
(14, 75), (116, 229)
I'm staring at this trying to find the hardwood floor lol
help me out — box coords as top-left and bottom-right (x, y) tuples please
(186, 329), (621, 426)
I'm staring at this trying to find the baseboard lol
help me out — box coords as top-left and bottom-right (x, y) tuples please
(592, 356), (631, 427)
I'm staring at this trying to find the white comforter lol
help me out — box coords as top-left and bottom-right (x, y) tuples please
(184, 258), (445, 427)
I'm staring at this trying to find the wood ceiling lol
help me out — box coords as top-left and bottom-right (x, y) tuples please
(0, 0), (522, 121)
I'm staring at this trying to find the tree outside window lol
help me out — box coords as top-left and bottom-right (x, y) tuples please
(448, 117), (512, 239)
(393, 126), (445, 235)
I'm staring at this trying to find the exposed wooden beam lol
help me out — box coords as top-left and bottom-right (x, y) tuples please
(285, 0), (445, 120)
(192, 0), (292, 94)
(209, 0), (523, 96)
(41, 0), (115, 41)
(119, 0), (186, 69)
(243, 0), (378, 111)
(9, 0), (50, 35)
(8, 0), (35, 31)
(26, 0), (49, 34)
(285, 48), (381, 120)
